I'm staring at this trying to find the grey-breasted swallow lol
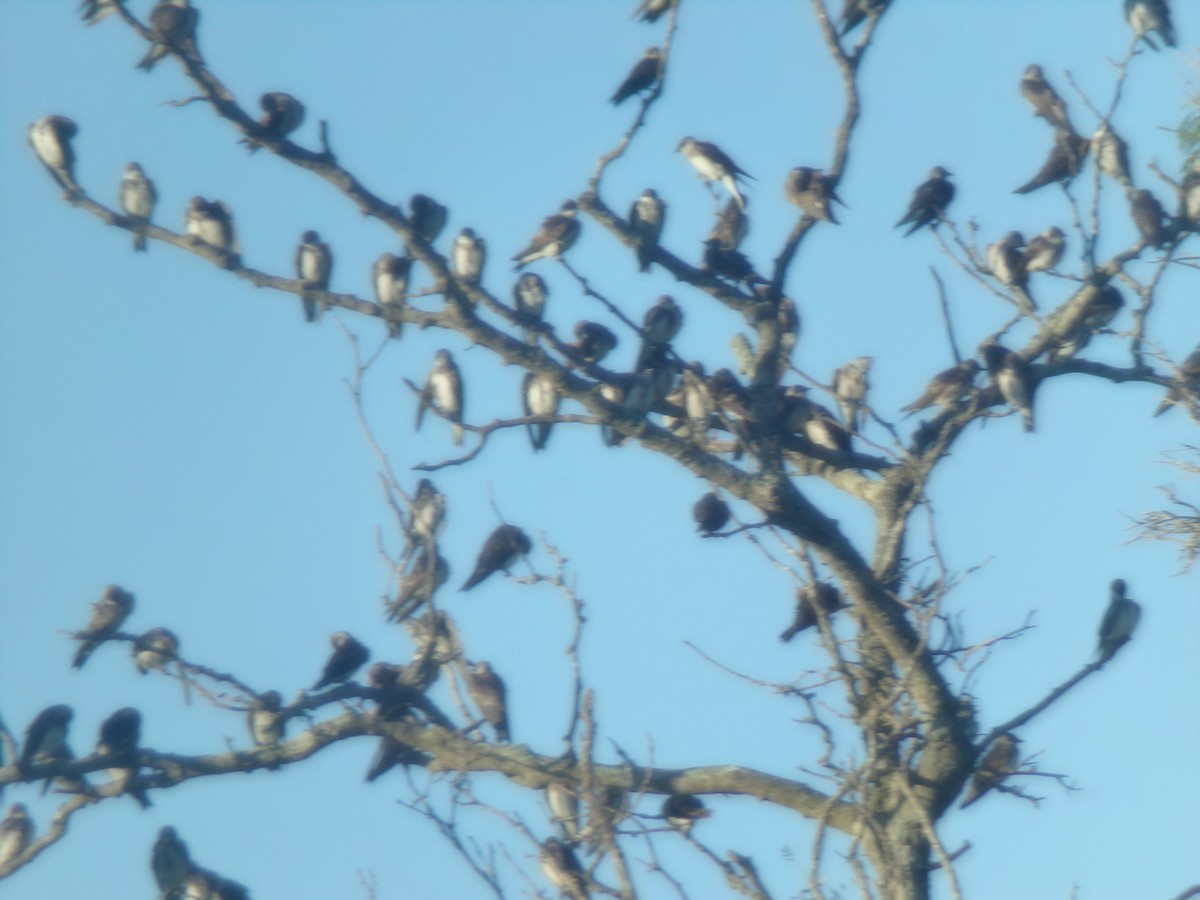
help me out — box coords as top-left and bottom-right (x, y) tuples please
(452, 227), (486, 286)
(72, 584), (135, 669)
(119, 163), (157, 252)
(512, 201), (580, 271)
(960, 733), (1021, 808)
(185, 196), (239, 262)
(460, 525), (531, 592)
(896, 166), (954, 236)
(18, 705), (73, 775)
(27, 116), (79, 192)
(410, 194), (448, 243)
(0, 803), (32, 870)
(982, 343), (1036, 432)
(78, 0), (119, 27)
(611, 47), (662, 106)
(248, 690), (285, 747)
(296, 229), (333, 323)
(832, 356), (872, 432)
(1180, 159), (1200, 227)
(1014, 129), (1088, 195)
(210, 873), (250, 900)
(784, 166), (843, 224)
(523, 372), (561, 452)
(388, 548), (449, 622)
(1130, 189), (1168, 247)
(96, 707), (149, 809)
(312, 631), (369, 691)
(182, 868), (217, 900)
(1021, 226), (1065, 274)
(465, 660), (509, 742)
(630, 188), (666, 272)
(151, 825), (191, 900)
(546, 782), (581, 841)
(374, 253), (411, 340)
(701, 239), (763, 284)
(132, 626), (179, 674)
(136, 0), (200, 72)
(790, 396), (852, 454)
(677, 137), (754, 209)
(416, 349), (465, 446)
(1019, 65), (1073, 133)
(1049, 284), (1124, 360)
(242, 92), (305, 153)
(568, 321), (618, 366)
(409, 478), (446, 542)
(900, 359), (980, 418)
(513, 272), (549, 339)
(692, 492), (729, 534)
(539, 837), (587, 900)
(633, 0), (675, 22)
(1092, 122), (1133, 191)
(1098, 578), (1142, 663)
(780, 581), (844, 641)
(1125, 0), (1175, 50)
(987, 231), (1036, 311)
(680, 362), (715, 441)
(1152, 344), (1200, 416)
(837, 0), (888, 35)
(662, 794), (712, 836)
(707, 197), (749, 250)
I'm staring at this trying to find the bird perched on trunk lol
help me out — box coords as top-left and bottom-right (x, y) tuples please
(611, 47), (662, 105)
(1021, 226), (1066, 274)
(185, 197), (239, 264)
(0, 803), (32, 869)
(452, 228), (486, 286)
(522, 372), (561, 452)
(72, 584), (135, 669)
(96, 707), (149, 808)
(1098, 578), (1142, 663)
(692, 492), (730, 534)
(151, 826), (191, 900)
(900, 359), (980, 418)
(465, 660), (509, 742)
(460, 524), (531, 591)
(982, 343), (1036, 432)
(960, 733), (1021, 808)
(546, 783), (581, 841)
(27, 115), (79, 192)
(119, 163), (157, 252)
(1019, 65), (1073, 132)
(677, 137), (754, 209)
(296, 229), (333, 323)
(1092, 122), (1133, 192)
(662, 794), (712, 836)
(784, 166), (843, 224)
(832, 356), (872, 432)
(896, 166), (954, 236)
(416, 350), (465, 446)
(410, 193), (448, 243)
(132, 626), (179, 674)
(837, 0), (889, 35)
(1179, 159), (1200, 228)
(374, 253), (411, 340)
(247, 690), (286, 747)
(1125, 0), (1175, 50)
(1014, 129), (1088, 194)
(540, 837), (588, 900)
(1152, 344), (1200, 416)
(311, 631), (369, 691)
(137, 0), (200, 72)
(629, 188), (666, 272)
(567, 321), (618, 366)
(242, 92), (305, 153)
(987, 230), (1036, 310)
(780, 581), (844, 641)
(1130, 189), (1168, 248)
(513, 272), (549, 340)
(706, 198), (749, 250)
(512, 201), (580, 271)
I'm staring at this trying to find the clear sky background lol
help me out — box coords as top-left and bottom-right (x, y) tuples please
(1, 2), (1198, 898)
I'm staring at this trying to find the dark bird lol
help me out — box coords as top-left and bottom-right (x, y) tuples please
(365, 733), (430, 782)
(185, 196), (239, 261)
(312, 631), (369, 691)
(780, 581), (844, 641)
(568, 320), (618, 366)
(296, 229), (333, 323)
(1049, 284), (1124, 360)
(784, 166), (843, 224)
(663, 794), (712, 836)
(132, 626), (179, 674)
(27, 115), (78, 192)
(896, 166), (954, 236)
(629, 188), (666, 272)
(72, 584), (135, 669)
(78, 0), (120, 26)
(982, 343), (1036, 432)
(409, 478), (446, 542)
(1125, 0), (1175, 50)
(1019, 65), (1073, 132)
(1130, 189), (1167, 247)
(416, 349), (465, 446)
(1098, 578), (1142, 663)
(410, 194), (448, 243)
(960, 733), (1021, 808)
(1153, 344), (1200, 416)
(0, 803), (32, 869)
(19, 705), (73, 774)
(523, 372), (561, 452)
(641, 294), (683, 347)
(387, 548), (449, 621)
(512, 201), (580, 270)
(151, 826), (191, 900)
(247, 691), (286, 747)
(374, 253), (411, 340)
(611, 47), (662, 105)
(832, 356), (872, 432)
(776, 295), (801, 365)
(1179, 159), (1200, 228)
(792, 396), (852, 454)
(96, 707), (149, 809)
(677, 136), (754, 209)
(539, 837), (588, 900)
(693, 492), (730, 534)
(546, 782), (580, 841)
(987, 230), (1035, 310)
(1014, 129), (1088, 195)
(599, 374), (654, 447)
(460, 524), (531, 592)
(452, 227), (486, 286)
(1021, 226), (1066, 274)
(837, 0), (888, 35)
(1092, 122), (1133, 191)
(513, 272), (549, 338)
(136, 0), (199, 72)
(119, 163), (157, 252)
(706, 197), (749, 250)
(701, 238), (763, 284)
(638, 343), (677, 407)
(708, 367), (751, 419)
(901, 359), (980, 418)
(465, 660), (509, 742)
(243, 92), (305, 153)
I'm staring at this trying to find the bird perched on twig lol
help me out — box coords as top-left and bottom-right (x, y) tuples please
(629, 188), (666, 272)
(311, 631), (369, 691)
(780, 581), (844, 641)
(662, 794), (712, 836)
(460, 525), (531, 592)
(611, 47), (662, 105)
(119, 163), (157, 252)
(416, 350), (465, 446)
(150, 826), (191, 900)
(242, 92), (305, 153)
(512, 201), (580, 271)
(1092, 122), (1133, 192)
(1014, 129), (1088, 195)
(374, 252), (411, 340)
(465, 661), (509, 742)
(982, 343), (1036, 432)
(185, 196), (239, 263)
(1019, 65), (1073, 132)
(295, 229), (333, 323)
(132, 627), (179, 674)
(837, 0), (889, 35)
(900, 360), (980, 418)
(1125, 0), (1175, 50)
(28, 115), (79, 193)
(960, 733), (1021, 808)
(1021, 226), (1065, 274)
(0, 803), (32, 869)
(1152, 344), (1200, 417)
(539, 837), (588, 900)
(1097, 578), (1141, 663)
(896, 167), (954, 236)
(410, 194), (448, 243)
(832, 356), (872, 432)
(522, 372), (561, 452)
(692, 492), (730, 534)
(677, 137), (754, 209)
(72, 584), (135, 669)
(136, 0), (200, 72)
(784, 166), (843, 224)
(1130, 189), (1168, 248)
(452, 228), (486, 286)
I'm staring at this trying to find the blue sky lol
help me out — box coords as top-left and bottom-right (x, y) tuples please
(1, 2), (1198, 898)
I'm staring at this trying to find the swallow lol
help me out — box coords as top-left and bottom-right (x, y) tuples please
(708, 367), (752, 421)
(987, 230), (1035, 310)
(707, 197), (749, 250)
(409, 478), (446, 542)
(296, 229), (333, 323)
(1098, 578), (1143, 663)
(18, 705), (74, 775)
(539, 838), (588, 900)
(1049, 284), (1124, 360)
(633, 0), (675, 23)
(410, 194), (448, 243)
(185, 197), (239, 262)
(388, 548), (450, 622)
(568, 320), (618, 365)
(611, 47), (662, 105)
(960, 733), (1021, 808)
(452, 227), (486, 286)
(630, 188), (666, 272)
(71, 584), (135, 669)
(640, 293), (683, 350)
(1130, 189), (1168, 247)
(638, 343), (678, 406)
(832, 356), (872, 432)
(1092, 122), (1133, 192)
(151, 826), (191, 900)
(896, 166), (954, 236)
(27, 116), (79, 192)
(465, 660), (509, 742)
(523, 372), (561, 452)
(1014, 129), (1088, 195)
(312, 631), (369, 690)
(678, 362), (715, 441)
(182, 869), (218, 900)
(1152, 344), (1200, 416)
(1125, 0), (1175, 50)
(0, 803), (32, 870)
(96, 707), (149, 808)
(211, 875), (250, 900)
(1180, 159), (1200, 228)
(374, 253), (411, 339)
(776, 295), (801, 365)
(136, 0), (200, 72)
(546, 782), (581, 841)
(901, 360), (980, 418)
(1021, 226), (1066, 274)
(242, 92), (305, 153)
(118, 163), (157, 252)
(837, 0), (888, 35)
(692, 492), (730, 535)
(796, 398), (852, 454)
(416, 349), (465, 446)
(982, 343), (1036, 432)
(78, 0), (119, 26)
(247, 690), (286, 747)
(513, 272), (549, 339)
(364, 732), (430, 782)
(460, 524), (531, 591)
(677, 136), (754, 209)
(662, 794), (712, 836)
(701, 239), (763, 284)
(512, 201), (580, 271)
(406, 609), (456, 666)
(599, 374), (654, 447)
(1019, 65), (1073, 132)
(779, 581), (844, 641)
(132, 626), (179, 674)
(784, 166), (843, 224)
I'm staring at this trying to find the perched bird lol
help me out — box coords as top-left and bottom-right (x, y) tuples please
(460, 524), (531, 591)
(1021, 226), (1066, 274)
(374, 253), (411, 340)
(599, 374), (655, 447)
(640, 294), (683, 348)
(708, 368), (751, 420)
(1130, 189), (1167, 248)
(960, 733), (1021, 809)
(452, 227), (486, 286)
(465, 660), (509, 742)
(151, 826), (191, 900)
(633, 0), (674, 23)
(701, 239), (763, 284)
(982, 343), (1036, 432)
(706, 198), (749, 250)
(132, 626), (179, 674)
(896, 166), (954, 236)
(0, 803), (32, 869)
(522, 372), (561, 452)
(677, 136), (754, 209)
(629, 188), (666, 272)
(776, 295), (801, 365)
(119, 163), (157, 252)
(416, 350), (465, 446)
(513, 272), (549, 338)
(1125, 0), (1175, 50)
(901, 359), (980, 418)
(185, 197), (239, 261)
(662, 794), (712, 836)
(27, 115), (79, 192)
(512, 201), (580, 271)
(388, 548), (449, 621)
(242, 92), (305, 153)
(409, 478), (446, 542)
(539, 837), (588, 900)
(406, 609), (456, 666)
(295, 229), (333, 323)
(568, 321), (618, 366)
(611, 47), (662, 105)
(364, 732), (430, 782)
(1014, 129), (1088, 195)
(96, 707), (149, 809)
(1049, 284), (1124, 360)
(1152, 344), (1200, 416)
(1092, 122), (1133, 191)
(545, 782), (581, 841)
(312, 631), (369, 691)
(247, 690), (286, 747)
(1098, 578), (1142, 663)
(638, 343), (678, 407)
(780, 581), (844, 641)
(679, 362), (715, 442)
(800, 400), (853, 454)
(136, 0), (199, 72)
(78, 0), (120, 26)
(987, 231), (1035, 310)
(1019, 65), (1073, 132)
(784, 166), (843, 224)
(19, 705), (74, 774)
(72, 584), (135, 669)
(832, 356), (872, 432)
(837, 0), (889, 35)
(410, 193), (448, 243)
(693, 492), (730, 534)
(1179, 159), (1200, 228)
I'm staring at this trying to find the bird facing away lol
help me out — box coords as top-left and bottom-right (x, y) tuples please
(410, 193), (448, 243)
(0, 803), (33, 869)
(662, 793), (712, 836)
(832, 356), (872, 432)
(151, 825), (191, 900)
(72, 584), (135, 669)
(1125, 0), (1176, 50)
(311, 631), (370, 691)
(416, 349), (465, 446)
(522, 372), (560, 452)
(568, 320), (618, 366)
(706, 197), (750, 250)
(512, 201), (580, 271)
(1130, 189), (1168, 248)
(896, 166), (954, 236)
(119, 163), (157, 252)
(641, 294), (683, 348)
(27, 115), (79, 192)
(1152, 344), (1200, 416)
(1097, 578), (1142, 663)
(1014, 128), (1089, 195)
(784, 166), (844, 224)
(960, 733), (1021, 808)
(1019, 64), (1073, 132)
(136, 0), (200, 72)
(701, 239), (763, 284)
(132, 626), (179, 674)
(837, 0), (889, 35)
(611, 47), (662, 105)
(373, 252), (411, 340)
(96, 707), (149, 809)
(465, 660), (510, 742)
(630, 188), (666, 272)
(983, 343), (1036, 432)
(460, 524), (532, 591)
(243, 91), (305, 152)
(693, 492), (730, 534)
(295, 229), (333, 323)
(452, 227), (486, 286)
(900, 359), (980, 418)
(19, 705), (73, 773)
(1092, 122), (1133, 191)
(677, 137), (755, 209)
(780, 581), (844, 641)
(539, 837), (588, 900)
(1021, 226), (1066, 274)
(185, 197), (239, 262)
(248, 690), (286, 747)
